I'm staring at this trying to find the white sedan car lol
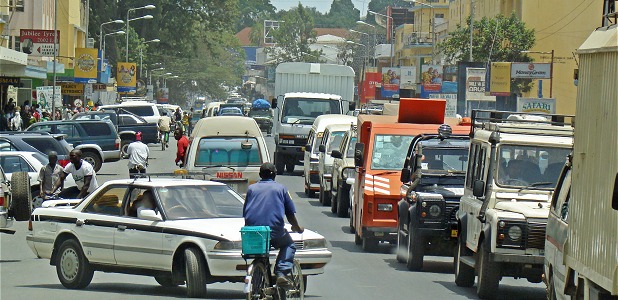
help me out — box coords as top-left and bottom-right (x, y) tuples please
(27, 178), (331, 297)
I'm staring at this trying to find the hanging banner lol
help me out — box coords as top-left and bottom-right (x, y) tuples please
(511, 63), (551, 79)
(517, 97), (556, 114)
(489, 62), (511, 96)
(466, 68), (495, 101)
(117, 62), (137, 93)
(399, 66), (417, 89)
(74, 48), (98, 82)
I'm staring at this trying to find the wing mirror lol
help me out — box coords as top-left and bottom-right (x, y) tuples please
(400, 168), (411, 183)
(473, 180), (485, 198)
(304, 144), (311, 152)
(331, 149), (343, 159)
(354, 143), (365, 167)
(349, 101), (356, 111)
(271, 97), (278, 109)
(138, 209), (162, 221)
(318, 144), (326, 153)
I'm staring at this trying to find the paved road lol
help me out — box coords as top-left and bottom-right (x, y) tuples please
(0, 137), (547, 299)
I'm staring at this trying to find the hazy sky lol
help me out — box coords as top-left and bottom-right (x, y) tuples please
(270, 0), (370, 16)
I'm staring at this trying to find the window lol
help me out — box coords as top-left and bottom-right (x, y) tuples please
(9, 0), (24, 12)
(22, 137), (68, 155)
(125, 188), (158, 217)
(327, 131), (346, 153)
(496, 145), (571, 188)
(435, 13), (445, 18)
(120, 115), (138, 125)
(81, 122), (112, 136)
(281, 98), (342, 124)
(0, 155), (33, 173)
(56, 124), (78, 138)
(157, 185), (244, 220)
(194, 137), (261, 167)
(29, 124), (53, 134)
(122, 106), (154, 117)
(84, 186), (126, 215)
(370, 134), (415, 170)
(0, 140), (17, 152)
(346, 137), (357, 158)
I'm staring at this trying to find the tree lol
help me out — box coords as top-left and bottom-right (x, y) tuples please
(323, 0), (360, 28)
(366, 0), (408, 24)
(438, 13), (536, 93)
(266, 4), (323, 63)
(235, 0), (276, 32)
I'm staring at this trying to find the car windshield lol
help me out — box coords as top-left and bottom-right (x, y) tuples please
(219, 108), (243, 115)
(420, 140), (470, 173)
(346, 137), (357, 158)
(371, 134), (415, 170)
(326, 131), (346, 153)
(194, 137), (261, 167)
(157, 185), (244, 220)
(281, 98), (341, 125)
(496, 145), (571, 189)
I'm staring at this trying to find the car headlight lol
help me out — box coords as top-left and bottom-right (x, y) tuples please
(507, 225), (523, 241)
(213, 241), (242, 250)
(342, 168), (355, 180)
(303, 238), (327, 249)
(429, 204), (441, 217)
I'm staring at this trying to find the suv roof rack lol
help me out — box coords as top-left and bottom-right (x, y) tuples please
(470, 109), (575, 137)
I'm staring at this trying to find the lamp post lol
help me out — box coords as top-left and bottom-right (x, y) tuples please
(99, 20), (124, 71)
(521, 50), (555, 98)
(356, 21), (377, 67)
(410, 0), (436, 64)
(126, 4), (155, 62)
(368, 10), (394, 67)
(102, 30), (125, 73)
(149, 67), (165, 86)
(164, 75), (179, 88)
(140, 38), (160, 78)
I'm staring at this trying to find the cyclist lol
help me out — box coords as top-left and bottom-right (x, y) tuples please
(158, 111), (172, 148)
(243, 162), (304, 287)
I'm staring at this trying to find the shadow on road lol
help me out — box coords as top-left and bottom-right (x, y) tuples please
(384, 257), (455, 274)
(433, 280), (546, 300)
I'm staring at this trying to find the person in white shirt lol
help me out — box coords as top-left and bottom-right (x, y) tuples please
(52, 149), (99, 199)
(127, 132), (150, 178)
(158, 112), (172, 148)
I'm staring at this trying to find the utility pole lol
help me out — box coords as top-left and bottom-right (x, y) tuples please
(52, 0), (58, 119)
(469, 0), (474, 62)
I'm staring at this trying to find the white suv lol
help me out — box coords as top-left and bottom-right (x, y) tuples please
(317, 123), (355, 209)
(330, 127), (357, 218)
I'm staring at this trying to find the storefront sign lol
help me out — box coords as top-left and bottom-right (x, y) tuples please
(0, 77), (20, 86)
(74, 48), (98, 82)
(511, 63), (551, 79)
(428, 93), (458, 118)
(517, 97), (556, 114)
(19, 29), (60, 56)
(61, 83), (85, 96)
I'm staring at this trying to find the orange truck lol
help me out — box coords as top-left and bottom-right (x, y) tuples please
(350, 99), (470, 252)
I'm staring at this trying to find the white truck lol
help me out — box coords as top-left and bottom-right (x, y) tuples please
(544, 21), (618, 299)
(271, 62), (355, 174)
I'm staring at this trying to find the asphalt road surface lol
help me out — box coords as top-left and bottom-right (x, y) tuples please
(0, 136), (547, 299)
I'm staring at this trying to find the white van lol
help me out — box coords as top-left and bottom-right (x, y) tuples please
(184, 116), (270, 196)
(303, 114), (356, 198)
(205, 102), (225, 117)
(317, 122), (356, 207)
(99, 102), (161, 124)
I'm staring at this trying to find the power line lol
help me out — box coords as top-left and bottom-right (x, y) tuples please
(536, 0), (596, 42)
(536, 0), (593, 33)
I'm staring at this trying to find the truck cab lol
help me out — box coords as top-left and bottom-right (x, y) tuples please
(272, 93), (346, 174)
(351, 99), (469, 252)
(396, 127), (470, 271)
(454, 110), (573, 299)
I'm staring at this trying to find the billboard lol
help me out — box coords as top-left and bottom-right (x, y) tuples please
(511, 63), (551, 79)
(19, 29), (60, 56)
(489, 62), (511, 96)
(421, 64), (442, 95)
(157, 88), (169, 104)
(428, 93), (458, 118)
(117, 62), (137, 93)
(36, 86), (62, 111)
(399, 66), (417, 89)
(466, 68), (495, 101)
(382, 67), (400, 98)
(74, 48), (98, 83)
(362, 72), (381, 103)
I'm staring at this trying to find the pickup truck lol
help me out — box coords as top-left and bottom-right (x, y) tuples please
(72, 110), (159, 157)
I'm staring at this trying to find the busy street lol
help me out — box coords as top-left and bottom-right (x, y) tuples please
(0, 136), (547, 299)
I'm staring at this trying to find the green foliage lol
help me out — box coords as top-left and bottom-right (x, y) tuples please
(366, 0), (408, 23)
(323, 0), (360, 28)
(266, 4), (323, 63)
(235, 0), (276, 32)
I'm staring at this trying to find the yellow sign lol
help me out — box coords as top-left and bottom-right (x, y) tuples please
(61, 83), (84, 96)
(117, 62), (137, 91)
(489, 62), (511, 96)
(74, 48), (98, 79)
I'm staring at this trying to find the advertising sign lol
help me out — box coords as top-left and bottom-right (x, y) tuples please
(517, 97), (556, 114)
(428, 93), (458, 118)
(117, 62), (137, 93)
(19, 29), (60, 56)
(61, 83), (84, 96)
(489, 62), (511, 96)
(466, 68), (495, 101)
(362, 72), (382, 103)
(74, 48), (98, 82)
(156, 88), (169, 104)
(399, 66), (417, 89)
(420, 64), (442, 97)
(36, 86), (62, 110)
(511, 63), (551, 79)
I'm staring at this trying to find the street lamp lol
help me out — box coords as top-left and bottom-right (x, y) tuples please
(164, 75), (179, 88)
(368, 10), (394, 67)
(357, 21), (378, 66)
(408, 0), (436, 64)
(149, 68), (166, 85)
(99, 19), (124, 56)
(101, 30), (125, 72)
(140, 38), (160, 78)
(126, 4), (156, 61)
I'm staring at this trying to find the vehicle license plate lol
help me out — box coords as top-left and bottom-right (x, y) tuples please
(374, 232), (384, 237)
(451, 229), (458, 238)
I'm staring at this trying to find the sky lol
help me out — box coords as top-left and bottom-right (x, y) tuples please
(270, 0), (370, 16)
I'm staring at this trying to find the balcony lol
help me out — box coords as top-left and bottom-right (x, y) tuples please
(402, 32), (433, 49)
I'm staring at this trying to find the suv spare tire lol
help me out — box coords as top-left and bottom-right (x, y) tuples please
(11, 172), (31, 221)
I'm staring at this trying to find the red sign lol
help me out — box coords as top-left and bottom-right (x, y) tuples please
(216, 172), (243, 179)
(20, 29), (60, 43)
(362, 72), (382, 103)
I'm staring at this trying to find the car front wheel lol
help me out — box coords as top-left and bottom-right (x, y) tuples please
(56, 239), (94, 289)
(184, 247), (207, 298)
(81, 151), (102, 172)
(454, 234), (475, 287)
(476, 241), (501, 299)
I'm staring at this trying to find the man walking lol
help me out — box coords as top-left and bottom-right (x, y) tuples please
(127, 132), (150, 178)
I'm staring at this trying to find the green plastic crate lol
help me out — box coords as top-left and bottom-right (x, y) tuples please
(240, 226), (271, 255)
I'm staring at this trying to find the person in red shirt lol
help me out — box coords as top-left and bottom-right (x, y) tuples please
(174, 128), (189, 167)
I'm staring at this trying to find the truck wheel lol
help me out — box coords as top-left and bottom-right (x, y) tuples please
(406, 222), (424, 271)
(275, 154), (285, 175)
(318, 184), (324, 204)
(323, 187), (331, 207)
(362, 237), (379, 252)
(56, 239), (94, 289)
(349, 207), (356, 233)
(396, 222), (407, 263)
(11, 172), (31, 221)
(476, 241), (501, 299)
(454, 234), (475, 287)
(330, 186), (337, 213)
(184, 247), (207, 297)
(336, 185), (350, 218)
(81, 151), (102, 172)
(354, 232), (362, 245)
(285, 162), (295, 173)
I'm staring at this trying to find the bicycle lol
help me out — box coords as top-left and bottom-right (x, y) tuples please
(242, 226), (304, 300)
(159, 130), (170, 151)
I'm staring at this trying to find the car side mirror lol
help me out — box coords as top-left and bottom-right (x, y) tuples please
(138, 209), (162, 221)
(271, 98), (278, 109)
(612, 173), (618, 210)
(400, 168), (411, 183)
(473, 180), (485, 198)
(349, 101), (355, 111)
(331, 149), (343, 159)
(304, 144), (311, 152)
(318, 144), (326, 153)
(354, 143), (365, 167)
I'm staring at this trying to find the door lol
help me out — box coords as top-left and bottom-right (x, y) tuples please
(304, 129), (315, 185)
(113, 187), (165, 270)
(461, 142), (487, 251)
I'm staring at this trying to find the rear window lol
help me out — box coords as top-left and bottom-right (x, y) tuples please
(22, 137), (68, 155)
(194, 137), (261, 167)
(81, 123), (113, 136)
(122, 106), (154, 116)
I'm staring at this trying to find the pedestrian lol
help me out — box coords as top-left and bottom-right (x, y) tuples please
(243, 162), (304, 287)
(127, 132), (150, 178)
(158, 111), (172, 148)
(38, 151), (64, 199)
(10, 107), (22, 131)
(51, 149), (99, 199)
(174, 107), (182, 123)
(0, 110), (8, 131)
(174, 128), (189, 168)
